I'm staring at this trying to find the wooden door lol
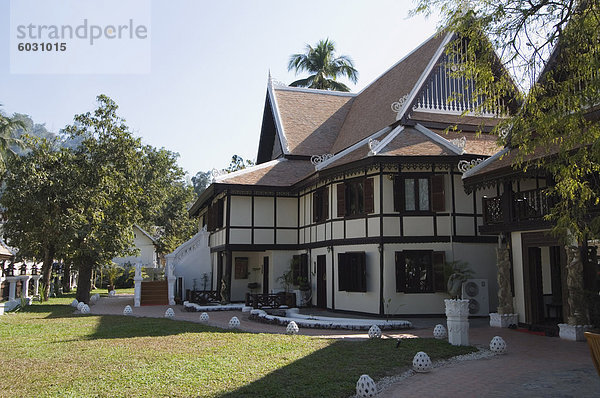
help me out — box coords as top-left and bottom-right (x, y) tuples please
(525, 247), (545, 324)
(317, 255), (327, 308)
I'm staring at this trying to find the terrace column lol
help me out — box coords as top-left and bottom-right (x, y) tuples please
(6, 276), (19, 301)
(559, 246), (591, 341)
(167, 262), (176, 305)
(20, 275), (31, 299)
(133, 263), (142, 307)
(32, 275), (42, 297)
(490, 239), (518, 327)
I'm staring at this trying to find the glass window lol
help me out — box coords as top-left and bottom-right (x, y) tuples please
(418, 178), (429, 211)
(404, 179), (415, 211)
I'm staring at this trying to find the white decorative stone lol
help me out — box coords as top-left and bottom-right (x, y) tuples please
(123, 305), (133, 316)
(71, 299), (79, 308)
(558, 323), (592, 341)
(165, 308), (175, 318)
(108, 290), (116, 297)
(412, 351), (432, 373)
(228, 316), (241, 329)
(489, 336), (507, 354)
(76, 301), (85, 311)
(89, 294), (99, 306)
(356, 374), (377, 397)
(368, 324), (382, 339)
(80, 304), (90, 314)
(199, 312), (209, 322)
(242, 306), (253, 313)
(489, 313), (518, 328)
(445, 299), (470, 346)
(433, 324), (447, 339)
(286, 321), (299, 335)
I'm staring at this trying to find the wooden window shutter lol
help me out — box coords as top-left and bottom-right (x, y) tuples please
(395, 252), (406, 292)
(358, 252), (367, 292)
(300, 253), (309, 281)
(431, 175), (445, 212)
(336, 183), (346, 217)
(432, 251), (446, 292)
(312, 191), (319, 222)
(207, 205), (214, 231)
(217, 199), (225, 228)
(323, 187), (329, 220)
(364, 178), (374, 214)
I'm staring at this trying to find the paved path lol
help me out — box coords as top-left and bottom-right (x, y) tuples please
(89, 295), (600, 397)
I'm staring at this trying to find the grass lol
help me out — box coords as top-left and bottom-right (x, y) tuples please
(0, 295), (476, 397)
(91, 287), (135, 296)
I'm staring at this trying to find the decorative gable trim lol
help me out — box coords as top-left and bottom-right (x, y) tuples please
(267, 74), (290, 154)
(394, 32), (454, 122)
(462, 147), (509, 179)
(368, 125), (405, 155)
(414, 123), (464, 155)
(314, 125), (392, 170)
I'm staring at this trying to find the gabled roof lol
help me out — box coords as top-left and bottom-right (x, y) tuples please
(271, 85), (355, 156)
(133, 224), (157, 244)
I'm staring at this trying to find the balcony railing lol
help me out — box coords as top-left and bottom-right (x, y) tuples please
(482, 188), (556, 226)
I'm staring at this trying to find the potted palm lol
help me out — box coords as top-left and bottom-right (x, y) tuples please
(104, 263), (123, 293)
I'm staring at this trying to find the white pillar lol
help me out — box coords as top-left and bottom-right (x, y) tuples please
(445, 299), (470, 346)
(167, 262), (176, 305)
(6, 277), (19, 301)
(134, 263), (142, 307)
(32, 275), (42, 296)
(20, 275), (31, 298)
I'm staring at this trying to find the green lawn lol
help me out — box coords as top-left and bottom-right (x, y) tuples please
(91, 287), (135, 296)
(0, 296), (475, 397)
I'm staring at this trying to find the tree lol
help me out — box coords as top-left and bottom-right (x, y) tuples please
(191, 170), (211, 196)
(226, 154), (254, 173)
(62, 95), (145, 303)
(0, 137), (72, 299)
(288, 38), (358, 92)
(413, 1), (600, 243)
(0, 111), (25, 174)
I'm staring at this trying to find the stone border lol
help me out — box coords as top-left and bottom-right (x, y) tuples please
(249, 309), (412, 330)
(183, 301), (245, 312)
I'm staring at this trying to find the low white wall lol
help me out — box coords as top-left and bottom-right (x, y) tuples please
(169, 231), (212, 296)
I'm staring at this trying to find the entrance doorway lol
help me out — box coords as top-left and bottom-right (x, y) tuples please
(316, 255), (327, 308)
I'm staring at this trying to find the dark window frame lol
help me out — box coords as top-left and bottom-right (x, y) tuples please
(338, 252), (367, 292)
(395, 250), (446, 293)
(394, 173), (445, 214)
(313, 187), (329, 223)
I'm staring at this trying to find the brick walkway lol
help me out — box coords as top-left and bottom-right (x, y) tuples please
(90, 295), (600, 397)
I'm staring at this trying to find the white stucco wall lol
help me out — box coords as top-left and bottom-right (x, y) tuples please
(113, 226), (157, 267)
(169, 231), (212, 295)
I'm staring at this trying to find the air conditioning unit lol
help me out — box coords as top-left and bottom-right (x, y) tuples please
(461, 279), (489, 317)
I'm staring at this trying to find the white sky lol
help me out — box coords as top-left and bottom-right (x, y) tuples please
(0, 0), (441, 176)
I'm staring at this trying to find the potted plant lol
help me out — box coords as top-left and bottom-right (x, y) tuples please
(443, 261), (474, 346)
(104, 263), (123, 293)
(276, 267), (296, 307)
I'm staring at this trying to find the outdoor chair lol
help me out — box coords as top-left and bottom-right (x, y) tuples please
(584, 331), (600, 377)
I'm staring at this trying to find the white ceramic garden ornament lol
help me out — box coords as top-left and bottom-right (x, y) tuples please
(165, 308), (175, 318)
(123, 305), (133, 316)
(229, 316), (241, 329)
(412, 351), (432, 373)
(356, 374), (377, 397)
(76, 301), (85, 311)
(368, 324), (382, 339)
(71, 299), (79, 307)
(433, 324), (447, 339)
(286, 321), (299, 335)
(109, 290), (116, 297)
(199, 312), (209, 322)
(80, 304), (90, 314)
(490, 336), (507, 354)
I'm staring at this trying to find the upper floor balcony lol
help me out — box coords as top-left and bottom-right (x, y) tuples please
(481, 187), (557, 233)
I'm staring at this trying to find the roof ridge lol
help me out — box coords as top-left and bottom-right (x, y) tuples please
(462, 147), (509, 179)
(272, 84), (356, 97)
(267, 75), (290, 154)
(414, 123), (464, 155)
(215, 158), (284, 182)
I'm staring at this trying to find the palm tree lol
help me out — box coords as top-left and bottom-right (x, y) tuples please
(288, 39), (358, 92)
(0, 112), (25, 173)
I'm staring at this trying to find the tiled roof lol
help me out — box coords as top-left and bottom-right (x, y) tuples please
(215, 158), (315, 186)
(330, 33), (448, 154)
(273, 87), (354, 156)
(427, 128), (502, 156)
(380, 127), (455, 156)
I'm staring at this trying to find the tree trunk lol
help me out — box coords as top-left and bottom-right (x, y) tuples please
(41, 245), (55, 301)
(76, 261), (93, 304)
(61, 261), (71, 293)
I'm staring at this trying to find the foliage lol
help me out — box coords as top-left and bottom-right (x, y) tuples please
(444, 261), (474, 299)
(0, 111), (26, 174)
(225, 154), (254, 173)
(0, 137), (72, 299)
(288, 38), (358, 92)
(0, 296), (475, 397)
(191, 170), (211, 196)
(413, 1), (600, 244)
(103, 263), (124, 286)
(277, 266), (295, 293)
